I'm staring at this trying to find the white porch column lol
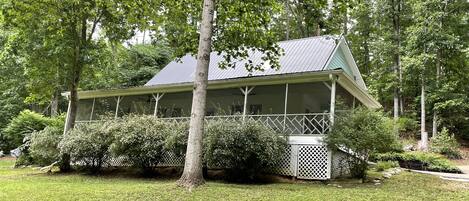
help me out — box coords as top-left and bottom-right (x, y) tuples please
(283, 83), (289, 131)
(63, 97), (71, 135)
(240, 86), (254, 122)
(89, 98), (96, 121)
(330, 75), (337, 126)
(152, 93), (165, 117)
(114, 96), (122, 119)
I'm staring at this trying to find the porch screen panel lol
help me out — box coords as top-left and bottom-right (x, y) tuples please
(116, 95), (153, 117)
(76, 99), (94, 121)
(206, 88), (244, 116)
(92, 97), (117, 120)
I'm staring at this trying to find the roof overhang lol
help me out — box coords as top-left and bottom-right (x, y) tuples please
(63, 69), (381, 109)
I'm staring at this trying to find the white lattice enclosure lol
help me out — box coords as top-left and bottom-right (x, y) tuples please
(297, 145), (331, 180)
(267, 145), (295, 176)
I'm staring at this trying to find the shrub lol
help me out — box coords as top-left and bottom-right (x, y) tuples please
(374, 152), (461, 173)
(29, 125), (63, 166)
(324, 108), (399, 179)
(430, 128), (461, 159)
(1, 110), (53, 151)
(59, 122), (113, 173)
(110, 115), (168, 173)
(204, 119), (287, 182)
(375, 161), (399, 172)
(397, 117), (419, 137)
(164, 121), (189, 157)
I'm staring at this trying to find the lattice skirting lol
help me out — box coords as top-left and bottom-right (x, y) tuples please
(76, 144), (335, 180)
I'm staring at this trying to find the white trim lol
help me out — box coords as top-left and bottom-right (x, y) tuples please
(63, 99), (71, 135)
(240, 86), (254, 122)
(152, 93), (165, 117)
(283, 83), (289, 131)
(329, 75), (337, 125)
(89, 98), (95, 121)
(114, 96), (122, 119)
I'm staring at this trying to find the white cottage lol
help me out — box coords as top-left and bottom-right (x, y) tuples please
(67, 35), (380, 180)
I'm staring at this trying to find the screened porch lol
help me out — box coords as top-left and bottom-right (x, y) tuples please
(75, 81), (358, 135)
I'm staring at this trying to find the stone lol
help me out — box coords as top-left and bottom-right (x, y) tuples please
(403, 144), (414, 151)
(383, 173), (392, 179)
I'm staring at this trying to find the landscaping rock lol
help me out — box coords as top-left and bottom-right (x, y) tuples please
(383, 173), (392, 179)
(10, 148), (21, 157)
(403, 144), (414, 151)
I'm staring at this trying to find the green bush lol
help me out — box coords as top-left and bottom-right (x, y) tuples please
(324, 108), (399, 179)
(163, 121), (189, 157)
(1, 110), (54, 151)
(374, 151), (461, 173)
(59, 122), (114, 173)
(375, 161), (399, 172)
(110, 115), (168, 173)
(397, 117), (419, 137)
(29, 125), (63, 166)
(430, 128), (461, 159)
(204, 119), (287, 182)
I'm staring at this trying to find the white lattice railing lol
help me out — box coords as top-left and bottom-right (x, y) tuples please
(76, 113), (331, 135)
(160, 113), (330, 135)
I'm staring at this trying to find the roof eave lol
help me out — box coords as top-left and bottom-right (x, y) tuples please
(63, 70), (344, 100)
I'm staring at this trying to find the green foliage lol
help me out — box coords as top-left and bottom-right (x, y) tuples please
(29, 125), (63, 166)
(59, 122), (114, 173)
(374, 152), (461, 173)
(164, 122), (189, 157)
(375, 161), (399, 172)
(204, 119), (287, 182)
(324, 108), (399, 178)
(1, 110), (55, 152)
(118, 44), (172, 87)
(397, 117), (419, 137)
(155, 0), (283, 72)
(430, 128), (461, 159)
(109, 115), (167, 173)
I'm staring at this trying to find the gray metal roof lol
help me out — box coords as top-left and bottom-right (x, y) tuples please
(145, 36), (338, 86)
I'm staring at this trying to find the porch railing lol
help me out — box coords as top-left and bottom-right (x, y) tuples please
(160, 113), (330, 135)
(76, 113), (331, 135)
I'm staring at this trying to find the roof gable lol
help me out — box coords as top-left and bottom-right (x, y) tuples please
(324, 38), (367, 89)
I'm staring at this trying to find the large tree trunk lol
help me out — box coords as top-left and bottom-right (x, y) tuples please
(177, 0), (214, 189)
(60, 17), (87, 172)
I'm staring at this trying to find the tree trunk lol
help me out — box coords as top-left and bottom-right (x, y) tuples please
(392, 0), (401, 122)
(177, 0), (214, 189)
(420, 76), (428, 151)
(60, 17), (87, 172)
(50, 90), (59, 117)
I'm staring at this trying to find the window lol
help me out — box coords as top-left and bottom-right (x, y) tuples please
(249, 104), (262, 115)
(230, 105), (243, 115)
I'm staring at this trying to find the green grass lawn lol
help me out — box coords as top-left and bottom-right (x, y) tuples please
(1, 158), (468, 201)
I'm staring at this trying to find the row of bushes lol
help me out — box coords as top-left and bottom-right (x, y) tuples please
(372, 152), (461, 173)
(29, 115), (287, 180)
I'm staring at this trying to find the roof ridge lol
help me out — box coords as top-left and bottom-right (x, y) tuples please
(277, 35), (339, 43)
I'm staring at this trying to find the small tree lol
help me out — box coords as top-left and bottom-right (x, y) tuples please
(324, 108), (399, 178)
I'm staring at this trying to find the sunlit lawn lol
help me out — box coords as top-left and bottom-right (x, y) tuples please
(1, 158), (468, 201)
